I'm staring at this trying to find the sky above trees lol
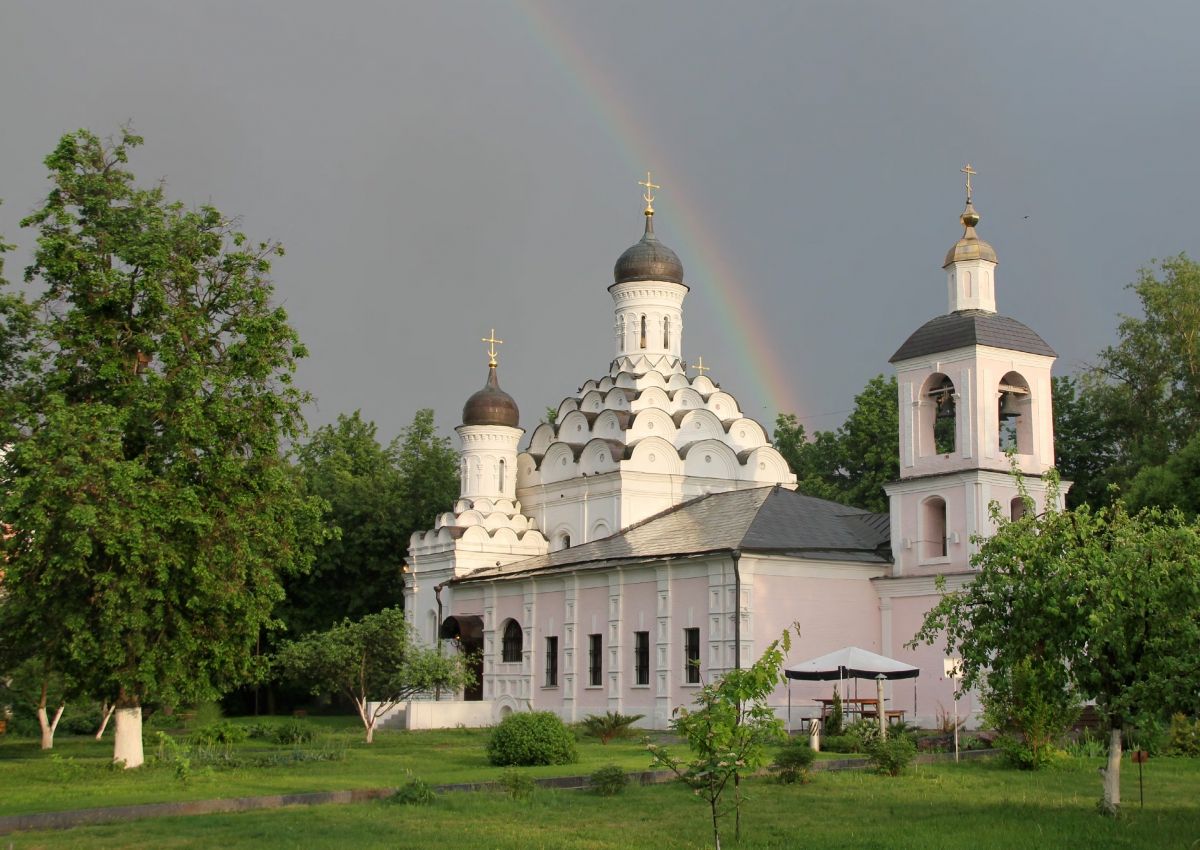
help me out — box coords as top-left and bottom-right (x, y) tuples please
(3, 1), (1198, 443)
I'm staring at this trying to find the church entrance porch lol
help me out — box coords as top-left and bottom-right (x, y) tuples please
(440, 615), (485, 701)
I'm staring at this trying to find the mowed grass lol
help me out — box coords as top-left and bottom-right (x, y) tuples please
(7, 757), (1200, 850)
(0, 717), (661, 817)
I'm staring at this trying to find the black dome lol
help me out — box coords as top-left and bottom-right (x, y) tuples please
(890, 310), (1055, 363)
(613, 215), (685, 286)
(462, 364), (520, 428)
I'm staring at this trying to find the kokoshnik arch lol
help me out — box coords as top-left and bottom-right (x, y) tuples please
(400, 168), (1065, 730)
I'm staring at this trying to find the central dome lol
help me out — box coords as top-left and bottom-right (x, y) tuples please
(613, 215), (685, 286)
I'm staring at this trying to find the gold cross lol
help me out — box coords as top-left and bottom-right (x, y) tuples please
(692, 355), (711, 377)
(961, 163), (977, 203)
(481, 328), (503, 367)
(638, 171), (661, 214)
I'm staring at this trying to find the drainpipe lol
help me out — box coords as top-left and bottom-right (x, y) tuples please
(433, 580), (448, 701)
(731, 549), (742, 671)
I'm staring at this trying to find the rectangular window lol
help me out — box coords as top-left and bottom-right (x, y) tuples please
(634, 631), (650, 686)
(544, 636), (558, 687)
(588, 634), (602, 687)
(684, 627), (701, 684)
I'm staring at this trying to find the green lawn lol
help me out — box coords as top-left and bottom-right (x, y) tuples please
(0, 717), (660, 816)
(2, 720), (1197, 849)
(5, 757), (1199, 849)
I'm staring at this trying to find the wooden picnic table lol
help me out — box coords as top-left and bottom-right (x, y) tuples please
(814, 697), (907, 724)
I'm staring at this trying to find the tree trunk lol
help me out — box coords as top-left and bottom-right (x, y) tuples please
(95, 702), (116, 740)
(710, 796), (721, 850)
(1100, 727), (1122, 814)
(366, 722), (375, 744)
(113, 705), (145, 769)
(37, 703), (64, 750)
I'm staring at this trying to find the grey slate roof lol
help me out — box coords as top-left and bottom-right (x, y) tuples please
(454, 486), (892, 584)
(889, 310), (1056, 363)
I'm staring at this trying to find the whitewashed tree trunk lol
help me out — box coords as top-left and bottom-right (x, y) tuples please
(37, 703), (65, 750)
(113, 706), (144, 768)
(1100, 727), (1122, 814)
(95, 702), (116, 740)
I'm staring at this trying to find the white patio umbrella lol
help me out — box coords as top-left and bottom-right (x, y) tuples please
(784, 646), (919, 732)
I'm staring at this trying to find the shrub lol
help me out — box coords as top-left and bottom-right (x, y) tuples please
(818, 734), (857, 754)
(994, 734), (1067, 770)
(1065, 728), (1107, 759)
(982, 658), (1078, 770)
(188, 701), (224, 728)
(496, 768), (536, 799)
(580, 711), (644, 744)
(589, 764), (630, 796)
(826, 690), (844, 736)
(487, 711), (578, 766)
(867, 735), (917, 776)
(844, 718), (883, 752)
(1167, 713), (1200, 756)
(391, 771), (436, 805)
(273, 719), (316, 745)
(772, 738), (816, 784)
(188, 721), (249, 746)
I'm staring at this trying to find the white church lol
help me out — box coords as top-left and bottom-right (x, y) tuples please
(402, 172), (1063, 730)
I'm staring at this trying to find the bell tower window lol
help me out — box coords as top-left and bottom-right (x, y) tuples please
(663, 317), (670, 349)
(920, 374), (957, 456)
(498, 458), (506, 491)
(640, 315), (647, 349)
(998, 371), (1032, 455)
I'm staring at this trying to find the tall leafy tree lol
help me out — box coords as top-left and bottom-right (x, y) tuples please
(1063, 254), (1200, 511)
(282, 408), (457, 637)
(0, 129), (325, 767)
(912, 475), (1200, 814)
(774, 374), (898, 513)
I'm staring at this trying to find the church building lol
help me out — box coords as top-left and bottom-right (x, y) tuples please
(402, 170), (1063, 729)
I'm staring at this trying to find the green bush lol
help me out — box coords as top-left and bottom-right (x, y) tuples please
(496, 768), (537, 799)
(1167, 713), (1200, 756)
(188, 721), (249, 746)
(826, 690), (844, 736)
(994, 734), (1067, 770)
(819, 734), (857, 753)
(188, 701), (224, 728)
(867, 735), (917, 776)
(391, 772), (437, 805)
(487, 711), (578, 766)
(272, 719), (316, 745)
(580, 711), (644, 744)
(589, 764), (630, 796)
(845, 718), (883, 752)
(772, 738), (816, 784)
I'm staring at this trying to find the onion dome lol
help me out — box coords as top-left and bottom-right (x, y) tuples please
(943, 200), (998, 268)
(462, 364), (520, 428)
(613, 213), (685, 286)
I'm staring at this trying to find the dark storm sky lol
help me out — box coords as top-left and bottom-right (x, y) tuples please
(3, 1), (1197, 443)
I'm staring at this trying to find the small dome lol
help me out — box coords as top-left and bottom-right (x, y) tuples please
(943, 201), (998, 267)
(613, 214), (685, 286)
(462, 364), (519, 428)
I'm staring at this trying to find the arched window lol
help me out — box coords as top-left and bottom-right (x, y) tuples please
(618, 318), (626, 352)
(964, 270), (973, 298)
(1010, 496), (1027, 521)
(922, 496), (947, 560)
(501, 620), (523, 663)
(640, 315), (647, 349)
(998, 372), (1032, 454)
(498, 458), (506, 491)
(663, 317), (670, 349)
(557, 532), (571, 551)
(920, 374), (957, 457)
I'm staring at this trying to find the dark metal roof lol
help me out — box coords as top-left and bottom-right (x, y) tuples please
(889, 310), (1056, 363)
(454, 486), (891, 584)
(462, 364), (520, 428)
(612, 215), (685, 286)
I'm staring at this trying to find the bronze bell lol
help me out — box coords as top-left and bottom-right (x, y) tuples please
(998, 391), (1022, 421)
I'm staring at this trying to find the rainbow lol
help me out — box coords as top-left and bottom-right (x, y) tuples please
(516, 2), (805, 426)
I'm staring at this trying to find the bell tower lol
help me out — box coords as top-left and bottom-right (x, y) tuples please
(884, 168), (1065, 576)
